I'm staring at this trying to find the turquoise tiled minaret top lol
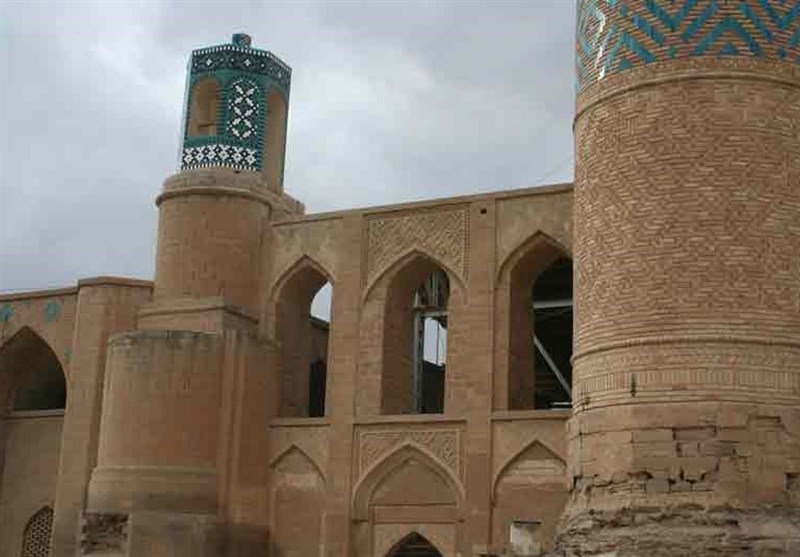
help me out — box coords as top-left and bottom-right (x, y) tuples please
(180, 33), (291, 173)
(576, 0), (799, 92)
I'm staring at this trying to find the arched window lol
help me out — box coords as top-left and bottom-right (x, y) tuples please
(21, 506), (54, 557)
(308, 282), (332, 418)
(274, 261), (332, 417)
(388, 532), (443, 557)
(500, 236), (572, 410)
(187, 78), (220, 137)
(382, 258), (450, 415)
(263, 88), (287, 192)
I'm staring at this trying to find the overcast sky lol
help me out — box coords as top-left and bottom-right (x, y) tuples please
(0, 0), (575, 293)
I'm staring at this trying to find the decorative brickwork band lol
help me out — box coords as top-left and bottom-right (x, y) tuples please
(365, 208), (470, 288)
(576, 0), (800, 91)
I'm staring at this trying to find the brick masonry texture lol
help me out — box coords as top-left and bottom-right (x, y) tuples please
(565, 0), (800, 553)
(1, 3), (799, 555)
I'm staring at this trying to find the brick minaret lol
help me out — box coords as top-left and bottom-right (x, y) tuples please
(561, 1), (799, 553)
(152, 32), (300, 317)
(83, 35), (300, 556)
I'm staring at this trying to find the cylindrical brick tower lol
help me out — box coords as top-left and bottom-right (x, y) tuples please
(562, 1), (799, 553)
(150, 33), (300, 322)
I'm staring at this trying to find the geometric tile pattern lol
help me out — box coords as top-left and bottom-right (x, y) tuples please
(21, 506), (54, 557)
(227, 78), (260, 140)
(181, 143), (259, 171)
(180, 36), (290, 173)
(43, 300), (60, 322)
(577, 0), (800, 91)
(190, 43), (291, 91)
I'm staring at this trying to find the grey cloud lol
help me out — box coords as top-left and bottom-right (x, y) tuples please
(0, 0), (575, 292)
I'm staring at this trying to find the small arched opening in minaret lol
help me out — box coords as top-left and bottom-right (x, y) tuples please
(499, 234), (572, 411)
(273, 259), (333, 417)
(387, 532), (443, 557)
(263, 87), (287, 192)
(187, 77), (220, 137)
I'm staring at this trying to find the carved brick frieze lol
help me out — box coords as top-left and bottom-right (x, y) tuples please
(365, 207), (469, 287)
(356, 428), (461, 480)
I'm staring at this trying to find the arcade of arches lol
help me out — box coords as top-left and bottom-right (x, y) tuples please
(0, 183), (574, 557)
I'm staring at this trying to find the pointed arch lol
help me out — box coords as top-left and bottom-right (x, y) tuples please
(386, 531), (444, 557)
(490, 436), (568, 555)
(20, 505), (54, 557)
(268, 255), (334, 418)
(269, 442), (326, 557)
(0, 326), (66, 412)
(352, 441), (464, 521)
(364, 247), (466, 304)
(269, 443), (326, 484)
(496, 230), (571, 283)
(492, 438), (566, 500)
(270, 254), (334, 305)
(494, 230), (573, 411)
(357, 247), (469, 416)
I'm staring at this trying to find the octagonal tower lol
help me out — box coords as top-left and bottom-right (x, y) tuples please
(561, 1), (800, 553)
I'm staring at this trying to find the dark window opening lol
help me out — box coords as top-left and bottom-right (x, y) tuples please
(14, 360), (66, 411)
(308, 282), (331, 417)
(308, 360), (327, 418)
(532, 257), (572, 409)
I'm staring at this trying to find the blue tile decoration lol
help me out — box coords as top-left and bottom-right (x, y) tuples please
(577, 0), (800, 91)
(227, 78), (261, 140)
(0, 303), (12, 324)
(180, 34), (290, 173)
(43, 300), (60, 322)
(182, 143), (259, 169)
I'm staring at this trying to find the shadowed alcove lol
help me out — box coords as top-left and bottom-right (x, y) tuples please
(272, 258), (333, 418)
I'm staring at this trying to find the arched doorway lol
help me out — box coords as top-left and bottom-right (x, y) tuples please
(388, 532), (443, 557)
